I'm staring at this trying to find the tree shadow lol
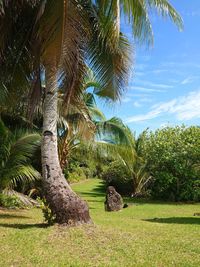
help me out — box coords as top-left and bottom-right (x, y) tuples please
(0, 214), (30, 219)
(143, 217), (200, 225)
(80, 191), (105, 198)
(87, 199), (104, 203)
(78, 182), (106, 199)
(0, 223), (48, 229)
(123, 197), (200, 206)
(91, 182), (106, 193)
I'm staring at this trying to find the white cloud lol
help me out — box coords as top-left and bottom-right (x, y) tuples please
(126, 90), (200, 123)
(170, 91), (200, 120)
(139, 97), (153, 103)
(130, 97), (153, 108)
(162, 62), (200, 69)
(126, 111), (157, 123)
(138, 81), (173, 89)
(150, 69), (167, 74)
(168, 78), (180, 84)
(121, 97), (132, 103)
(133, 101), (142, 108)
(128, 85), (166, 93)
(181, 76), (198, 85)
(127, 93), (149, 98)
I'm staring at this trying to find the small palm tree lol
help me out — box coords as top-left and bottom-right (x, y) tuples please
(0, 120), (41, 191)
(94, 119), (151, 195)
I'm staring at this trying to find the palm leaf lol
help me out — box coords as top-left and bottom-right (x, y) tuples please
(0, 126), (41, 190)
(95, 117), (133, 146)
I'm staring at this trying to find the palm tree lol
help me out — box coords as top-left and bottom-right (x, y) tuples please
(94, 119), (151, 196)
(0, 1), (131, 224)
(0, 1), (182, 225)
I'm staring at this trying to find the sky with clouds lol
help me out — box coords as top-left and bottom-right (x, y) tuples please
(98, 0), (200, 134)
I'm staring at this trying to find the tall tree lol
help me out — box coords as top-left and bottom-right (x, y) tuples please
(0, 0), (182, 225)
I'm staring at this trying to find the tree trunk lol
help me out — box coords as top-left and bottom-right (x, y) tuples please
(114, 0), (120, 39)
(41, 63), (91, 225)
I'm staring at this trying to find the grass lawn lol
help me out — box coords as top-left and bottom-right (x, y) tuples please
(0, 179), (200, 267)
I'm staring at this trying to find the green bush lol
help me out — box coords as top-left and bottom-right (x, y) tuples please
(66, 166), (87, 183)
(64, 157), (99, 183)
(0, 193), (22, 208)
(141, 126), (200, 201)
(37, 197), (55, 225)
(101, 161), (132, 195)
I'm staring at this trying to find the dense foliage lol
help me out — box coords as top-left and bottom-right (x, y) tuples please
(141, 126), (200, 201)
(63, 125), (200, 202)
(64, 142), (109, 183)
(101, 160), (132, 195)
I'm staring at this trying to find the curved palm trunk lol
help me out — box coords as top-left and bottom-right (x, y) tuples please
(41, 63), (91, 225)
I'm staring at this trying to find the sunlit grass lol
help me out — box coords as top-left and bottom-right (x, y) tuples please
(0, 179), (200, 267)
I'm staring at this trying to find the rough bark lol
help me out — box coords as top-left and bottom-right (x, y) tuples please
(41, 63), (91, 225)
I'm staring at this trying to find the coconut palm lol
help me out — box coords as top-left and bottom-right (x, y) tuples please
(0, 0), (182, 225)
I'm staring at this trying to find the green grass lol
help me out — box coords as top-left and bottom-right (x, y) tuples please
(0, 179), (200, 267)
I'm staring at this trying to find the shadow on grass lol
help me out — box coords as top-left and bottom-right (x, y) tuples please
(0, 214), (30, 219)
(80, 191), (105, 198)
(78, 182), (106, 199)
(87, 199), (104, 203)
(143, 217), (200, 225)
(0, 223), (48, 229)
(123, 197), (200, 206)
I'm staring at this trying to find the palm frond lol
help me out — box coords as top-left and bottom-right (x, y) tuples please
(95, 117), (134, 146)
(1, 165), (40, 189)
(3, 189), (39, 207)
(89, 30), (132, 101)
(0, 126), (41, 190)
(147, 0), (183, 29)
(122, 0), (183, 46)
(122, 0), (153, 45)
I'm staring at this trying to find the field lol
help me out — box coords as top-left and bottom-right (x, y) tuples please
(0, 179), (200, 267)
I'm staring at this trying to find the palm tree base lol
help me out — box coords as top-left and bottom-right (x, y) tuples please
(43, 181), (92, 225)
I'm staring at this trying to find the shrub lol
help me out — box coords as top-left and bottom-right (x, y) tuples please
(66, 167), (87, 183)
(0, 193), (22, 208)
(64, 158), (98, 183)
(142, 126), (200, 201)
(101, 161), (132, 195)
(37, 198), (55, 225)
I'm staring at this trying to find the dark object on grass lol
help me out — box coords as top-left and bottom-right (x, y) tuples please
(193, 213), (200, 216)
(123, 203), (129, 208)
(105, 186), (123, 211)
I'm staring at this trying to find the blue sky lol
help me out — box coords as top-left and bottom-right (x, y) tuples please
(98, 0), (200, 134)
